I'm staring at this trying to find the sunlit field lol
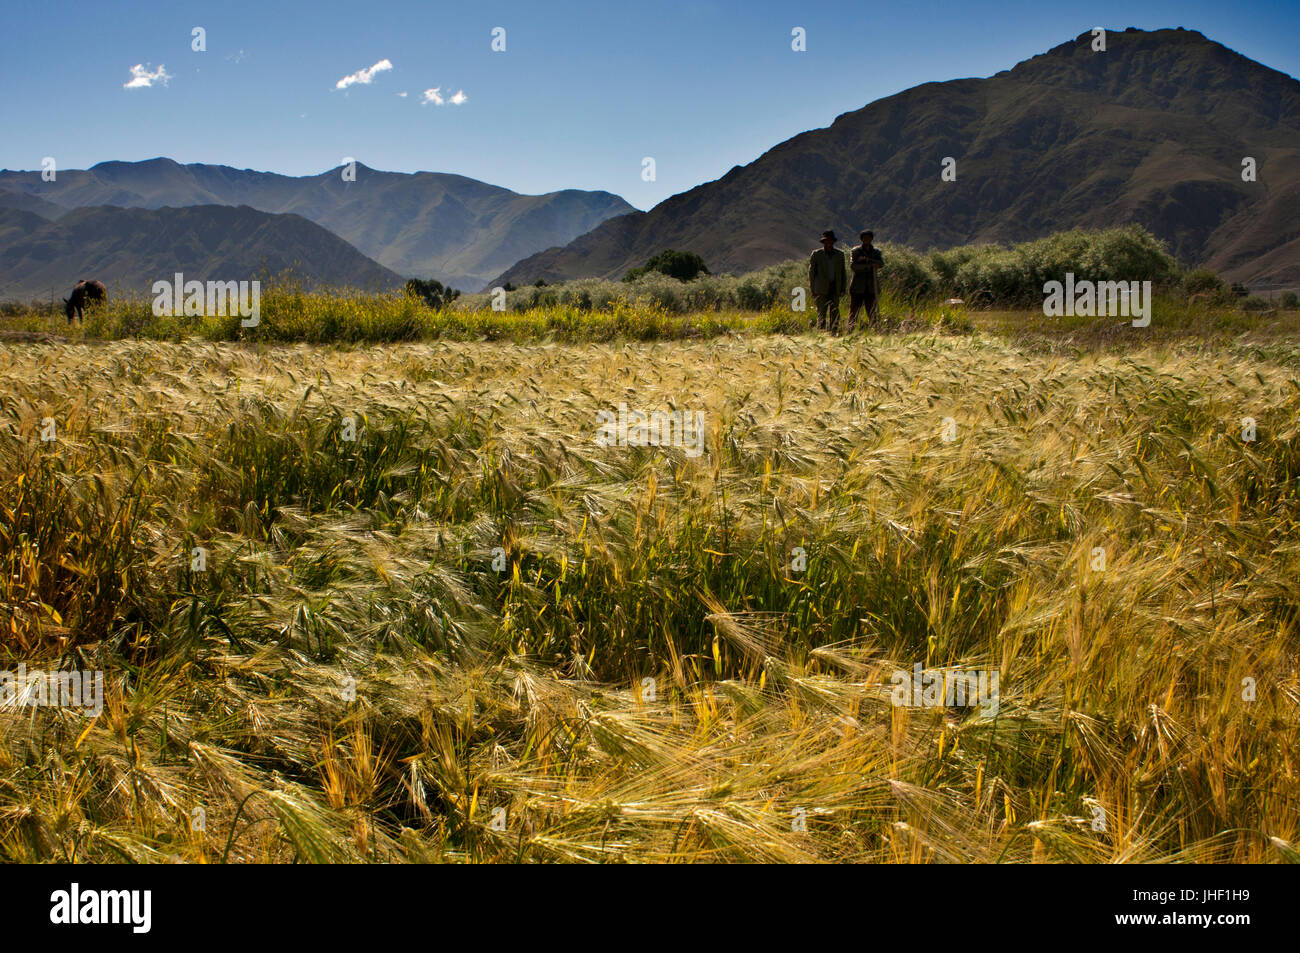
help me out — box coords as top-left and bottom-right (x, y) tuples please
(1, 317), (1298, 862)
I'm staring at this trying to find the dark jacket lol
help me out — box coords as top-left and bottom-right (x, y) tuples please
(850, 244), (884, 295)
(808, 247), (847, 297)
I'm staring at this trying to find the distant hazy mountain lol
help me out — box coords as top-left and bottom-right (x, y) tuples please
(0, 204), (402, 301)
(0, 161), (634, 291)
(493, 28), (1300, 291)
(0, 187), (67, 220)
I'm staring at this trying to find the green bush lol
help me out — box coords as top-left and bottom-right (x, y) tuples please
(903, 226), (1178, 308)
(954, 249), (1033, 305)
(404, 278), (461, 310)
(879, 245), (939, 303)
(1182, 268), (1226, 297)
(928, 246), (978, 286)
(624, 249), (712, 282)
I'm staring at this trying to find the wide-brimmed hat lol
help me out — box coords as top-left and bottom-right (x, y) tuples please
(821, 230), (837, 242)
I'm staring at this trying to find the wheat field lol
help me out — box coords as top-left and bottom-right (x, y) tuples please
(1, 327), (1297, 863)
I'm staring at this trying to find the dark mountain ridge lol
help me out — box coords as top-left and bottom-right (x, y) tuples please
(0, 204), (403, 301)
(493, 28), (1300, 290)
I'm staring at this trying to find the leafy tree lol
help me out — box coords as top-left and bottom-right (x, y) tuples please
(404, 278), (461, 309)
(624, 249), (712, 282)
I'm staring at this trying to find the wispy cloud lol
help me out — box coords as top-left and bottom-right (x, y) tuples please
(397, 91), (407, 98)
(421, 87), (466, 106)
(123, 63), (172, 89)
(335, 58), (392, 90)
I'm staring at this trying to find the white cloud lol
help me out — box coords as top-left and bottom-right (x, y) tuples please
(421, 87), (466, 106)
(335, 58), (393, 90)
(124, 63), (172, 89)
(397, 91), (407, 97)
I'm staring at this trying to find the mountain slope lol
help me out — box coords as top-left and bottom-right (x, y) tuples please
(0, 205), (402, 300)
(0, 187), (68, 220)
(493, 28), (1300, 290)
(0, 160), (634, 291)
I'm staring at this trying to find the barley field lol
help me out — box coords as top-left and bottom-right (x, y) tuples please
(1, 323), (1298, 863)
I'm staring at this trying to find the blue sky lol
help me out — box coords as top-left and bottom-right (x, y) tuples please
(2, 0), (1297, 209)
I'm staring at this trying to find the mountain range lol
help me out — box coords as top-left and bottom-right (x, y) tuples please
(2, 27), (1296, 300)
(0, 161), (634, 292)
(493, 28), (1300, 291)
(0, 205), (402, 301)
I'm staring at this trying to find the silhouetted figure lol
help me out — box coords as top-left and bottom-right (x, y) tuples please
(808, 230), (847, 333)
(64, 279), (107, 324)
(849, 231), (884, 330)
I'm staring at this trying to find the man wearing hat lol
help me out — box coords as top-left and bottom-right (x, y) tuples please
(808, 230), (847, 333)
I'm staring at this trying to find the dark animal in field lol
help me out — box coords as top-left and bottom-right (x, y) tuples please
(63, 279), (107, 324)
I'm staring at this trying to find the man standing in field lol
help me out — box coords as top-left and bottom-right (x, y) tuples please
(849, 230), (884, 331)
(808, 230), (847, 333)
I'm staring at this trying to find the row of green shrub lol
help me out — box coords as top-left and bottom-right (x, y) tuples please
(458, 226), (1256, 313)
(881, 225), (1181, 305)
(468, 262), (806, 314)
(2, 227), (1291, 342)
